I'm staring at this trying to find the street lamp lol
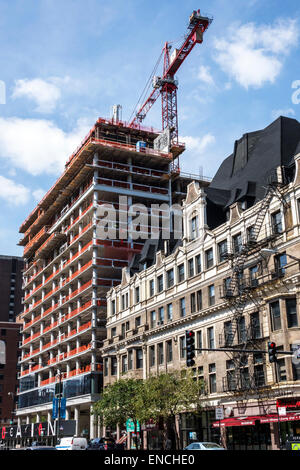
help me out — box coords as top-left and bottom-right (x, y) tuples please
(260, 248), (300, 262)
(7, 392), (16, 425)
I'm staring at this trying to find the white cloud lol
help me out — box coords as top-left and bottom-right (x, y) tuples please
(271, 108), (296, 120)
(32, 188), (47, 201)
(197, 65), (215, 86)
(214, 19), (299, 89)
(0, 117), (92, 176)
(180, 134), (216, 176)
(0, 175), (30, 206)
(12, 78), (62, 113)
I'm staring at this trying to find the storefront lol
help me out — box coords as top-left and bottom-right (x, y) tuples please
(180, 410), (220, 449)
(212, 411), (300, 450)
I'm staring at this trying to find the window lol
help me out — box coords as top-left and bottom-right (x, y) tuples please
(178, 264), (185, 282)
(238, 316), (247, 343)
(190, 293), (196, 314)
(247, 225), (255, 243)
(111, 357), (117, 376)
(195, 254), (201, 274)
(286, 298), (298, 328)
(197, 290), (202, 310)
(167, 269), (174, 288)
(224, 320), (233, 346)
(250, 312), (261, 339)
(121, 294), (128, 310)
(136, 349), (143, 369)
(233, 233), (242, 254)
(111, 327), (116, 338)
(240, 367), (250, 389)
(188, 259), (194, 278)
(218, 240), (228, 262)
(149, 345), (155, 367)
(226, 360), (236, 391)
(197, 330), (202, 354)
(121, 355), (128, 373)
(292, 344), (300, 380)
(274, 253), (287, 275)
(157, 275), (164, 293)
(276, 347), (287, 382)
(271, 211), (283, 234)
(205, 248), (214, 269)
(135, 316), (141, 329)
(254, 362), (265, 387)
(208, 285), (215, 306)
(270, 301), (281, 331)
(207, 327), (215, 349)
(248, 264), (258, 287)
(128, 350), (133, 370)
(167, 303), (173, 322)
(209, 363), (216, 393)
(158, 343), (164, 365)
(166, 340), (173, 362)
(135, 287), (140, 304)
(149, 279), (154, 297)
(180, 336), (186, 359)
(180, 298), (186, 317)
(150, 311), (156, 329)
(104, 358), (109, 376)
(190, 215), (199, 239)
(158, 306), (164, 324)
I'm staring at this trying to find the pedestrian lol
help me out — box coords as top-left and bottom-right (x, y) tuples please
(165, 438), (172, 450)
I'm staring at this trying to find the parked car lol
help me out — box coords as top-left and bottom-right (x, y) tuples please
(184, 442), (225, 450)
(86, 437), (115, 450)
(26, 446), (57, 450)
(56, 436), (88, 450)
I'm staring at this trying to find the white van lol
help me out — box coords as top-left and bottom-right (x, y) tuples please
(55, 436), (88, 450)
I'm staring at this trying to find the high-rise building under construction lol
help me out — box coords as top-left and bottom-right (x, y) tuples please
(15, 117), (210, 439)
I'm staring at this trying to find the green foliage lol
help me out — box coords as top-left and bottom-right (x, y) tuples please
(92, 378), (143, 428)
(137, 370), (205, 424)
(93, 370), (205, 433)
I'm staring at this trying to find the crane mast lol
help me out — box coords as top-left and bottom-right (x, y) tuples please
(129, 9), (212, 145)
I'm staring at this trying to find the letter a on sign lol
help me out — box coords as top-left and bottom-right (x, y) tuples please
(0, 341), (5, 365)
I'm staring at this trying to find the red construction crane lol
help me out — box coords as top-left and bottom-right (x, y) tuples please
(129, 9), (213, 145)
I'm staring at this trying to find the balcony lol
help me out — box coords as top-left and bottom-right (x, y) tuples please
(35, 231), (67, 260)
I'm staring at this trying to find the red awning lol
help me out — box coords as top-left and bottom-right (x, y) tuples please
(212, 412), (300, 428)
(259, 413), (300, 424)
(212, 416), (259, 428)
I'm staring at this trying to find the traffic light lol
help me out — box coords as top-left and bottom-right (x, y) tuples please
(186, 330), (195, 367)
(268, 341), (277, 363)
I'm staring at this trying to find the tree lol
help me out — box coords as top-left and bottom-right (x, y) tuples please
(92, 378), (143, 448)
(136, 370), (205, 449)
(93, 371), (206, 450)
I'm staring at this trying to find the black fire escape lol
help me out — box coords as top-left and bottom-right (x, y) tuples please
(219, 166), (290, 395)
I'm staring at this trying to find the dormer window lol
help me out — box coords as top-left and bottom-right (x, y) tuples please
(190, 215), (199, 240)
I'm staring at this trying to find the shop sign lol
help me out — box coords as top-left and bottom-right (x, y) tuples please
(0, 420), (76, 441)
(277, 399), (300, 410)
(278, 407), (287, 416)
(215, 407), (224, 420)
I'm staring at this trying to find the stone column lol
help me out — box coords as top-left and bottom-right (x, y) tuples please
(90, 405), (95, 440)
(74, 407), (80, 436)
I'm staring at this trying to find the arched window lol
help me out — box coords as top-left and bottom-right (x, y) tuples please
(190, 213), (199, 240)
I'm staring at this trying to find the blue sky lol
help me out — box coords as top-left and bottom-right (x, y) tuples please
(0, 0), (300, 256)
